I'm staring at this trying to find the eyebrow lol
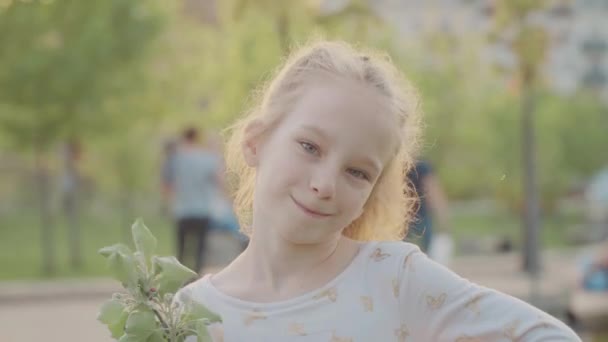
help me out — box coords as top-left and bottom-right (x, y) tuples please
(359, 157), (382, 176)
(300, 125), (329, 140)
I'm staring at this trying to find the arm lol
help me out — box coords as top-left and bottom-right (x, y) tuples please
(161, 160), (175, 211)
(398, 250), (581, 341)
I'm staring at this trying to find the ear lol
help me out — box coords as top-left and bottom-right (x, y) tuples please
(242, 119), (267, 167)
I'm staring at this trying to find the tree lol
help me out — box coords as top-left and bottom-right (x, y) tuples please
(232, 0), (296, 53)
(0, 0), (165, 274)
(490, 0), (550, 274)
(311, 0), (383, 42)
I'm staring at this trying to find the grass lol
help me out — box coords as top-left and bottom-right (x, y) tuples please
(0, 205), (175, 281)
(595, 335), (608, 342)
(448, 209), (583, 251)
(0, 201), (588, 281)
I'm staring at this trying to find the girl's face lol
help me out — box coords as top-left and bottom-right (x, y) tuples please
(245, 78), (398, 244)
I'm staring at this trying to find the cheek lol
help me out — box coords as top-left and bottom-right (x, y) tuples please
(260, 147), (304, 190)
(340, 184), (372, 213)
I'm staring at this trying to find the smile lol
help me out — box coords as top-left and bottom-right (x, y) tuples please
(290, 196), (332, 218)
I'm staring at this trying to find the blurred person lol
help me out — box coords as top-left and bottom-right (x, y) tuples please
(404, 159), (451, 254)
(160, 138), (178, 216)
(175, 40), (579, 341)
(61, 138), (84, 269)
(585, 166), (608, 241)
(61, 139), (83, 209)
(581, 167), (608, 291)
(168, 127), (222, 273)
(580, 239), (608, 292)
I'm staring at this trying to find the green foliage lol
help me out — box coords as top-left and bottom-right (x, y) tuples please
(395, 26), (607, 211)
(152, 256), (198, 296)
(132, 219), (158, 267)
(312, 0), (383, 42)
(1, 0), (606, 231)
(493, 0), (548, 32)
(98, 219), (221, 341)
(0, 0), (165, 148)
(99, 243), (139, 288)
(99, 298), (130, 339)
(513, 26), (549, 79)
(124, 310), (157, 340)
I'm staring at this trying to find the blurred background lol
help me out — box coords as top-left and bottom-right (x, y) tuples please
(0, 0), (607, 341)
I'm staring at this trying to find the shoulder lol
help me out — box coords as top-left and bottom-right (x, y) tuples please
(358, 241), (423, 282)
(365, 240), (421, 262)
(175, 276), (204, 301)
(361, 241), (462, 293)
(175, 275), (219, 311)
(347, 241), (424, 315)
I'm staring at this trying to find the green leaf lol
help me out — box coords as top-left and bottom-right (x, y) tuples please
(98, 298), (125, 324)
(152, 256), (197, 295)
(98, 298), (129, 339)
(125, 310), (157, 340)
(118, 334), (145, 342)
(146, 330), (166, 342)
(181, 300), (221, 324)
(99, 244), (139, 287)
(195, 319), (213, 342)
(134, 252), (147, 274)
(131, 218), (157, 263)
(99, 244), (132, 258)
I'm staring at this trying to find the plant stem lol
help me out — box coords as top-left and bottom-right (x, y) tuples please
(153, 307), (170, 334)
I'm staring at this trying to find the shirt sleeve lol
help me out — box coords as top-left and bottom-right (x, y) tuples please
(397, 249), (581, 341)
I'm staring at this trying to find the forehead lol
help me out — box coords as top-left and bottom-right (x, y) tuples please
(281, 78), (398, 162)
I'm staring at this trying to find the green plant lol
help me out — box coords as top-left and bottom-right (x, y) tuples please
(98, 219), (221, 341)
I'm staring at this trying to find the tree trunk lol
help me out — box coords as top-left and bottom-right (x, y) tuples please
(117, 150), (135, 242)
(121, 191), (134, 243)
(65, 189), (81, 269)
(63, 146), (82, 270)
(521, 83), (541, 275)
(35, 146), (55, 276)
(276, 9), (289, 54)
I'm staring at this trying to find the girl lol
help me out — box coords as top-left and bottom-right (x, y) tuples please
(177, 40), (580, 341)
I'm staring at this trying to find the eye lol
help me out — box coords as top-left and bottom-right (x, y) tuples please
(299, 141), (319, 155)
(347, 168), (370, 181)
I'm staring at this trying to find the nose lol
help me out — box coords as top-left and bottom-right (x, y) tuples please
(309, 165), (337, 200)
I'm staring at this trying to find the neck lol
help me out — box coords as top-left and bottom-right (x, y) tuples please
(238, 227), (354, 293)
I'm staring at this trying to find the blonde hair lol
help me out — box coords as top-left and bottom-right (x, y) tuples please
(224, 40), (421, 241)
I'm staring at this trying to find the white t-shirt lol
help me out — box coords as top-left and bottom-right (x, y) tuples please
(177, 241), (580, 341)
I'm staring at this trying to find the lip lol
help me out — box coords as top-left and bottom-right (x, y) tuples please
(290, 196), (332, 218)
